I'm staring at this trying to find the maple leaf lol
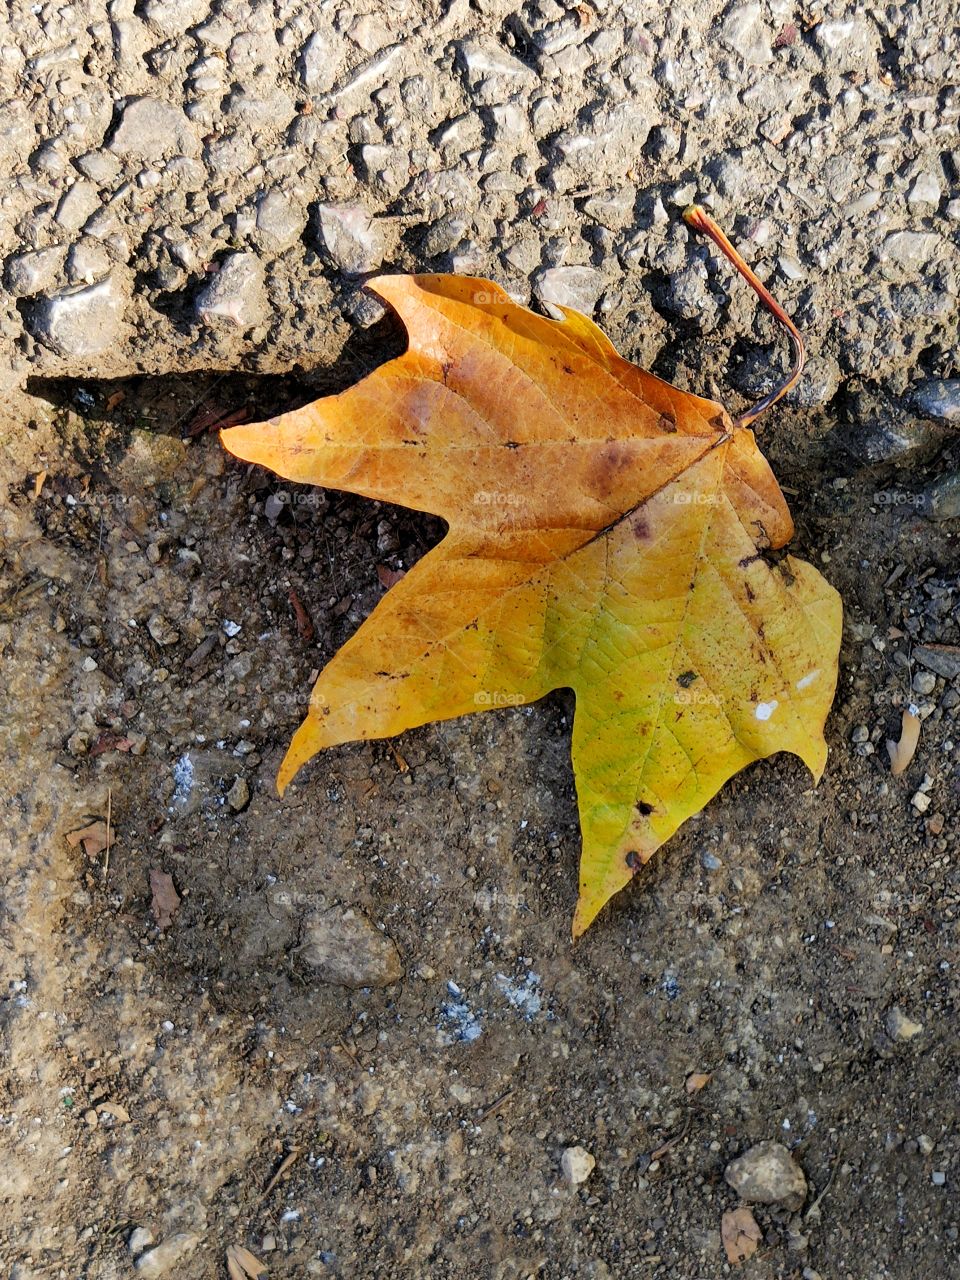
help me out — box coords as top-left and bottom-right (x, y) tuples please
(222, 210), (842, 936)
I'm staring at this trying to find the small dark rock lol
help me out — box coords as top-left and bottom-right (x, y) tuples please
(914, 379), (960, 424)
(914, 644), (960, 679)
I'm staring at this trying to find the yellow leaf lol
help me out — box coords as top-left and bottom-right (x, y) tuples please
(222, 270), (841, 936)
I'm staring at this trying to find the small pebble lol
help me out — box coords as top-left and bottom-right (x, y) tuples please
(136, 1234), (200, 1278)
(912, 671), (937, 696)
(914, 379), (960, 424)
(226, 776), (250, 812)
(147, 613), (180, 646)
(28, 277), (124, 357)
(561, 1145), (596, 1187)
(128, 1227), (155, 1255)
(314, 203), (384, 277)
(724, 1142), (807, 1210)
(885, 1006), (924, 1041)
(194, 253), (267, 329)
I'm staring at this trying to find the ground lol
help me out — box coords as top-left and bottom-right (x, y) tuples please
(1, 2), (959, 1278)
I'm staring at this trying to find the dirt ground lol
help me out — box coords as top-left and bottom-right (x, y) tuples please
(2, 2), (960, 1278)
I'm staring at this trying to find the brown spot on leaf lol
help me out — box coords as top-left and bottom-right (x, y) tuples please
(588, 440), (632, 498)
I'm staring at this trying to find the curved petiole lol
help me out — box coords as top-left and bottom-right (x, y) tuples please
(683, 204), (805, 429)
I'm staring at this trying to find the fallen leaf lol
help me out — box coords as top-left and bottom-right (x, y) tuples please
(722, 1206), (762, 1265)
(377, 564), (407, 589)
(33, 470), (47, 498)
(222, 214), (842, 937)
(98, 1101), (131, 1122)
(90, 732), (135, 757)
(226, 1244), (268, 1279)
(149, 869), (181, 930)
(685, 1070), (712, 1095)
(289, 587), (315, 641)
(186, 403), (252, 439)
(261, 1147), (300, 1198)
(887, 707), (920, 776)
(66, 820), (111, 857)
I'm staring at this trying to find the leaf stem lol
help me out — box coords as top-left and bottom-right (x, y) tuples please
(682, 205), (805, 429)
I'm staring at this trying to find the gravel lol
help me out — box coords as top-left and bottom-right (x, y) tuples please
(109, 97), (200, 160)
(533, 265), (605, 315)
(135, 1234), (201, 1278)
(923, 471), (960, 522)
(5, 246), (64, 297)
(0, 0), (954, 411)
(886, 1006), (925, 1042)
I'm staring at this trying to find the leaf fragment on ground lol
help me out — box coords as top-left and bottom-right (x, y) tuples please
(887, 707), (920, 776)
(89, 732), (135, 757)
(66, 820), (112, 857)
(376, 564), (406, 589)
(222, 272), (842, 935)
(226, 1244), (268, 1279)
(685, 1070), (712, 1095)
(149, 869), (181, 930)
(722, 1206), (762, 1265)
(98, 1101), (131, 1122)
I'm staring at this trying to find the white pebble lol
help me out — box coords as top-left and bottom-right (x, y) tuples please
(560, 1145), (595, 1186)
